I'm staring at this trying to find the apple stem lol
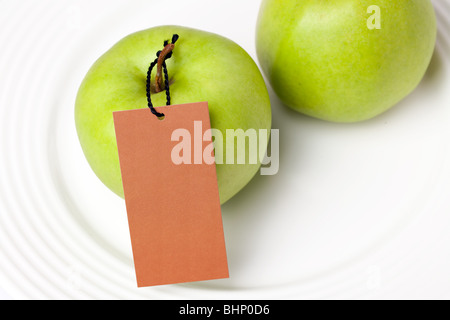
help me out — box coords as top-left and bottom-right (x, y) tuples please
(154, 34), (179, 93)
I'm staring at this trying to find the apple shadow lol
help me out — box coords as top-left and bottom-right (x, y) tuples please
(433, 0), (450, 67)
(420, 0), (449, 90)
(421, 47), (445, 89)
(416, 0), (449, 88)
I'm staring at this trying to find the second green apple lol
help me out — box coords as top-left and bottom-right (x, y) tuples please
(256, 0), (437, 122)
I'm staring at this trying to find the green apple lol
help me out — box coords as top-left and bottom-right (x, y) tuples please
(75, 26), (271, 204)
(256, 0), (437, 122)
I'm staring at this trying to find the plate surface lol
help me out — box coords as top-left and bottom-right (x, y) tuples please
(1, 0), (449, 299)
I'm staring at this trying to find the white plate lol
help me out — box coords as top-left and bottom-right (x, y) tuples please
(1, 0), (449, 300)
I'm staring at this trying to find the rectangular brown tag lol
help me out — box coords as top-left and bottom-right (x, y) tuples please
(113, 102), (229, 287)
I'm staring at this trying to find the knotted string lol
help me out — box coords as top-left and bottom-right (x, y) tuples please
(146, 34), (179, 118)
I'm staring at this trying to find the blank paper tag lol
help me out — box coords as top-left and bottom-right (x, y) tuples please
(113, 102), (229, 287)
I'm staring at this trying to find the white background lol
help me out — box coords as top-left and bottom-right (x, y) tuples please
(0, 0), (449, 300)
(0, 287), (10, 300)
